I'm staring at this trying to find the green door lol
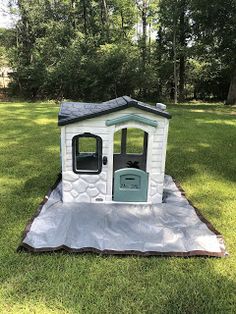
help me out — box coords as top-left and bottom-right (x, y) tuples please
(113, 168), (149, 202)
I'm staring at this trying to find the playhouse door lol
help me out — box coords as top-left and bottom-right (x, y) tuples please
(113, 168), (148, 202)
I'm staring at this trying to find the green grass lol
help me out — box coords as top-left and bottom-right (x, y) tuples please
(0, 101), (235, 313)
(114, 128), (145, 154)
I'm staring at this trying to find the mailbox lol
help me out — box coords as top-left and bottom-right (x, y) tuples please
(113, 168), (149, 202)
(120, 174), (141, 190)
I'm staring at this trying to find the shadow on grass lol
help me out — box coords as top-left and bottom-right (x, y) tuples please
(0, 102), (61, 246)
(0, 251), (235, 313)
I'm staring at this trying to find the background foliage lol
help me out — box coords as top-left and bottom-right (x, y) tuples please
(1, 0), (236, 103)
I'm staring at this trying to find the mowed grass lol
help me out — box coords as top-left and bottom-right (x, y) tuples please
(0, 100), (235, 314)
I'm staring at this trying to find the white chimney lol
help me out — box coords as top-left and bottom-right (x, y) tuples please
(156, 103), (166, 111)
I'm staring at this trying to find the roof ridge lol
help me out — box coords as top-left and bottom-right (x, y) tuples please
(122, 95), (135, 104)
(58, 96), (171, 126)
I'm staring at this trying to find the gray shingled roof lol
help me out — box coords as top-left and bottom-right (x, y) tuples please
(58, 96), (171, 126)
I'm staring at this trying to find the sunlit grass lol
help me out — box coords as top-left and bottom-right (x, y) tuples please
(114, 129), (122, 153)
(114, 128), (145, 154)
(0, 100), (235, 313)
(126, 128), (145, 154)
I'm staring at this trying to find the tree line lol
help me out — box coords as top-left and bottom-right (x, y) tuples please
(1, 0), (236, 104)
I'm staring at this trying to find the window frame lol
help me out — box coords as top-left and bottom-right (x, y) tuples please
(72, 133), (102, 174)
(113, 128), (148, 156)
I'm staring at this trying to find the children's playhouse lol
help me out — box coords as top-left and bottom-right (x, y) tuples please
(59, 96), (171, 204)
(18, 95), (226, 257)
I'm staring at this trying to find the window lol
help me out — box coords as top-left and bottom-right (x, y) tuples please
(126, 128), (145, 154)
(114, 128), (147, 155)
(113, 128), (148, 172)
(72, 133), (102, 174)
(113, 129), (121, 153)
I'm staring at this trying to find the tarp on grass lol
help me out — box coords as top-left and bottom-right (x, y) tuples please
(18, 175), (227, 257)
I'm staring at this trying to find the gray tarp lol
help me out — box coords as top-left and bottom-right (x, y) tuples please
(19, 175), (227, 257)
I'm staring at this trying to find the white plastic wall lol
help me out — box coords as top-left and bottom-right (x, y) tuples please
(61, 107), (169, 204)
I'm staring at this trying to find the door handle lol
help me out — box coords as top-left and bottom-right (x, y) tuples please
(102, 156), (108, 165)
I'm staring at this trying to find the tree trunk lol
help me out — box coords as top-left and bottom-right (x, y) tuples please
(102, 0), (108, 22)
(71, 0), (76, 30)
(141, 0), (147, 72)
(193, 87), (197, 100)
(18, 0), (32, 66)
(156, 26), (163, 98)
(148, 23), (151, 64)
(120, 10), (127, 39)
(179, 0), (186, 102)
(82, 0), (87, 35)
(100, 0), (109, 40)
(179, 55), (185, 101)
(226, 67), (236, 105)
(141, 0), (147, 97)
(173, 28), (178, 104)
(100, 0), (108, 26)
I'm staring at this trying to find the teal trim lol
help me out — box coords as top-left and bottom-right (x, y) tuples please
(113, 168), (149, 202)
(106, 114), (158, 127)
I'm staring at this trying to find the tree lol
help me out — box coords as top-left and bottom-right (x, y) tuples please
(4, 0), (236, 103)
(0, 28), (15, 68)
(157, 0), (191, 102)
(7, 0), (139, 99)
(227, 69), (236, 105)
(178, 0), (188, 101)
(191, 0), (236, 104)
(135, 0), (157, 97)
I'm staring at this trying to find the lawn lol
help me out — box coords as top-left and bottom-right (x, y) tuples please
(0, 101), (235, 313)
